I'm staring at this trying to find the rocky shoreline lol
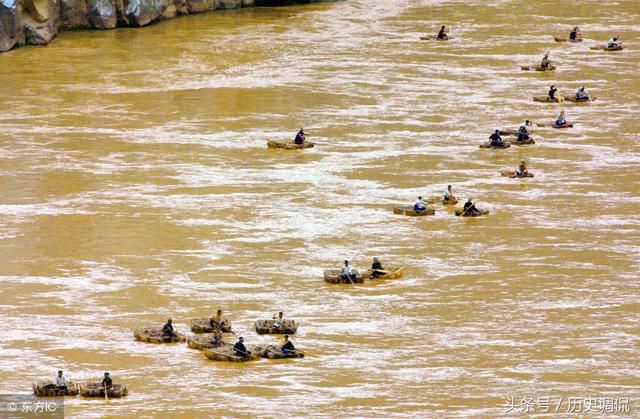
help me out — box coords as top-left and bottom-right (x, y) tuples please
(0, 0), (323, 53)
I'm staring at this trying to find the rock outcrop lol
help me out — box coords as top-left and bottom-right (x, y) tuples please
(1, 0), (24, 51)
(59, 0), (89, 29)
(120, 0), (169, 27)
(22, 0), (59, 45)
(87, 0), (116, 29)
(0, 0), (325, 52)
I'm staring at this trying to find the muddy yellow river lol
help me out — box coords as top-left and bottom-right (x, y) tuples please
(0, 0), (639, 417)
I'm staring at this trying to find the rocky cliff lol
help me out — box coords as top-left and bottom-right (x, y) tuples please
(0, 0), (323, 52)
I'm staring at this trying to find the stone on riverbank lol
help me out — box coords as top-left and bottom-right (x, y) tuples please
(87, 0), (116, 29)
(218, 0), (241, 8)
(121, 0), (169, 27)
(60, 0), (90, 29)
(22, 0), (59, 45)
(0, 0), (24, 52)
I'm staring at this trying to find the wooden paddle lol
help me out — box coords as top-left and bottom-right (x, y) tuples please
(234, 344), (252, 359)
(343, 267), (355, 284)
(265, 346), (287, 356)
(461, 202), (475, 217)
(104, 383), (108, 402)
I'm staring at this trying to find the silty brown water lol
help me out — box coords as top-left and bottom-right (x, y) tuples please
(0, 0), (639, 416)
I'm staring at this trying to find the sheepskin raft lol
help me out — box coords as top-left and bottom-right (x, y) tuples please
(393, 206), (436, 216)
(255, 319), (298, 335)
(255, 344), (305, 359)
(203, 346), (260, 362)
(186, 334), (229, 350)
(323, 269), (364, 284)
(33, 381), (79, 397)
(80, 383), (128, 398)
(455, 209), (490, 217)
(361, 266), (405, 280)
(190, 317), (233, 334)
(133, 327), (186, 344)
(267, 140), (315, 149)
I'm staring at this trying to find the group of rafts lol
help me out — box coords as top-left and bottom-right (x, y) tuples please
(33, 371), (127, 399)
(32, 311), (301, 399)
(33, 25), (625, 402)
(413, 26), (621, 215)
(133, 310), (303, 362)
(269, 27), (623, 221)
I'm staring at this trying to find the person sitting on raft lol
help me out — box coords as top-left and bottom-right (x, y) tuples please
(443, 185), (455, 202)
(413, 196), (428, 212)
(162, 318), (176, 337)
(437, 25), (449, 40)
(575, 86), (590, 101)
(54, 370), (68, 391)
(234, 337), (251, 357)
(294, 128), (305, 145)
(273, 311), (284, 328)
(569, 26), (582, 41)
(548, 85), (559, 102)
(516, 160), (529, 177)
(102, 372), (112, 391)
(517, 120), (533, 142)
(210, 309), (228, 330)
(489, 130), (504, 147)
(209, 328), (223, 345)
(340, 260), (357, 281)
(463, 199), (480, 216)
(555, 110), (567, 127)
(370, 257), (384, 279)
(540, 52), (551, 69)
(607, 36), (621, 48)
(282, 335), (295, 354)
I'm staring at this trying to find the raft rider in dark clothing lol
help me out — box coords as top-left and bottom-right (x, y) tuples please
(102, 372), (112, 392)
(294, 128), (305, 145)
(370, 257), (385, 279)
(489, 130), (504, 147)
(437, 25), (449, 40)
(517, 120), (532, 142)
(282, 335), (295, 354)
(234, 337), (251, 357)
(548, 85), (559, 102)
(463, 199), (480, 216)
(569, 26), (582, 41)
(162, 318), (176, 338)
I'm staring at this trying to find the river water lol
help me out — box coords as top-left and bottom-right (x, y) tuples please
(0, 0), (639, 417)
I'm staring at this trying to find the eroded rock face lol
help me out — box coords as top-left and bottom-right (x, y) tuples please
(121, 0), (169, 26)
(186, 0), (214, 13)
(173, 0), (188, 15)
(0, 0), (320, 52)
(59, 0), (90, 29)
(87, 0), (116, 29)
(23, 0), (59, 45)
(0, 0), (24, 52)
(218, 0), (240, 8)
